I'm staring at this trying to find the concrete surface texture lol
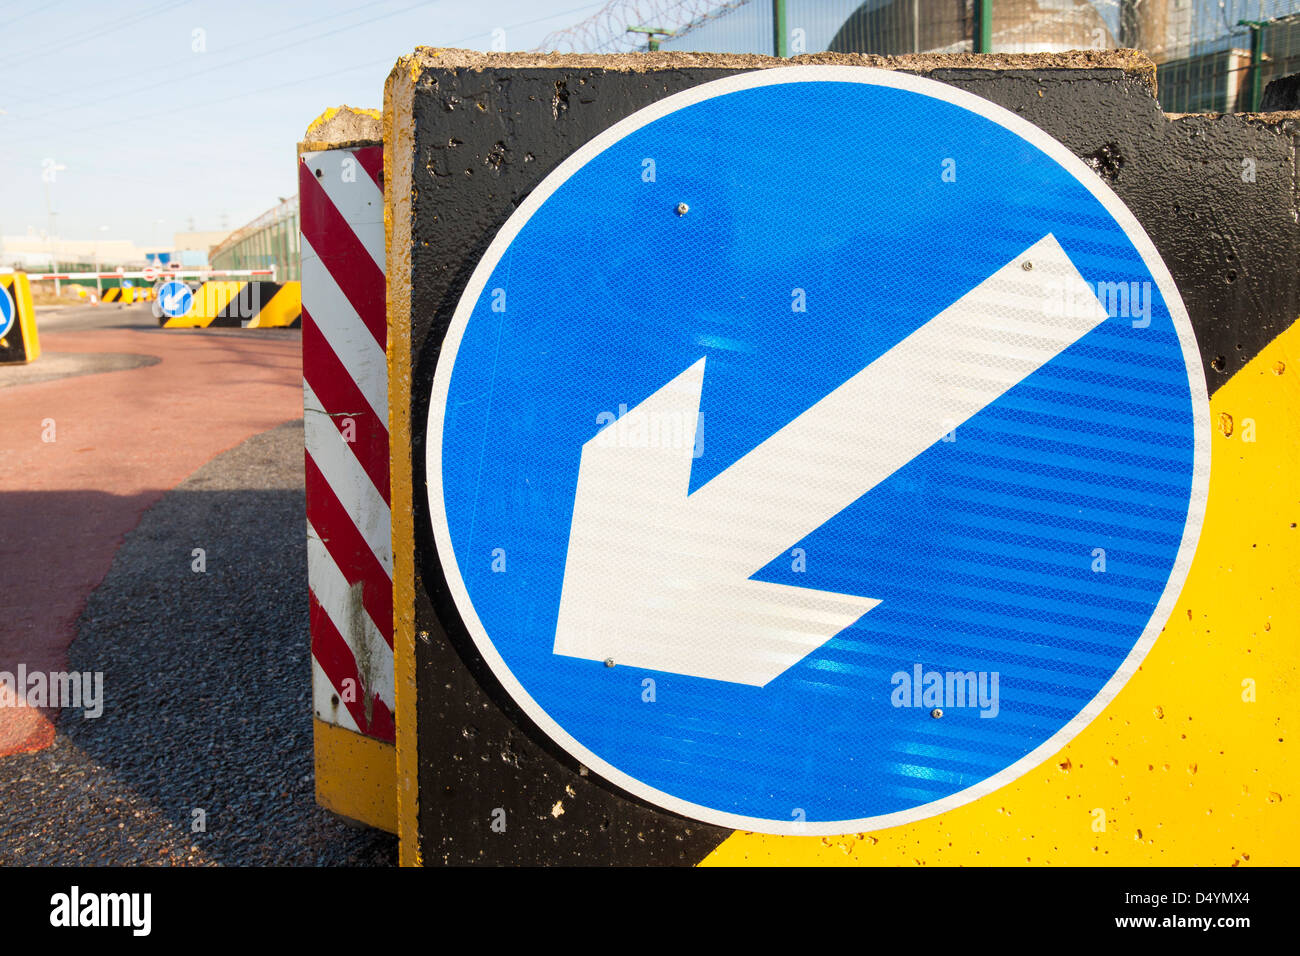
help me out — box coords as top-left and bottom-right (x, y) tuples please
(300, 105), (384, 153)
(0, 303), (398, 863)
(1262, 72), (1300, 111)
(399, 46), (1157, 82)
(0, 351), (160, 389)
(0, 307), (302, 755)
(0, 420), (396, 865)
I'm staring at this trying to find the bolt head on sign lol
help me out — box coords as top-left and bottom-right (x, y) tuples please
(425, 67), (1210, 834)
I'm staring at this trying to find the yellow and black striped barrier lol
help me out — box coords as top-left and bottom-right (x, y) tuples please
(102, 286), (154, 304)
(0, 272), (40, 365)
(160, 281), (301, 329)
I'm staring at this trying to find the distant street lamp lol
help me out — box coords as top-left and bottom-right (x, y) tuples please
(41, 160), (67, 270)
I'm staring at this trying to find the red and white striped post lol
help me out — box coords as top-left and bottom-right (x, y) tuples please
(299, 130), (395, 830)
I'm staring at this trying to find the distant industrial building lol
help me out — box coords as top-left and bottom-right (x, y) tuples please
(209, 198), (300, 282)
(0, 227), (236, 273)
(171, 230), (235, 268)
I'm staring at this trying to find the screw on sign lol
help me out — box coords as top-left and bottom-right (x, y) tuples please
(424, 68), (1209, 834)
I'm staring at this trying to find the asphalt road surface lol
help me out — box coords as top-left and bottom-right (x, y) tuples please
(0, 303), (397, 865)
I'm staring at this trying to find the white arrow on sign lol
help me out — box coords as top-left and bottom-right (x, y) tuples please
(161, 286), (190, 316)
(553, 234), (1113, 686)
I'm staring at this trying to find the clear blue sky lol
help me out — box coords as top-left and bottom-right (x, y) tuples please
(0, 0), (609, 248)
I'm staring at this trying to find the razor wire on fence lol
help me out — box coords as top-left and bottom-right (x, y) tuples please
(541, 0), (1300, 111)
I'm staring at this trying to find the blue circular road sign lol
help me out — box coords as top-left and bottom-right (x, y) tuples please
(426, 68), (1210, 834)
(0, 284), (15, 339)
(157, 280), (193, 318)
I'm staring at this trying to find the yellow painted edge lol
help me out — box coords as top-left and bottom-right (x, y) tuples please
(386, 62), (421, 867)
(17, 274), (39, 362)
(313, 718), (398, 833)
(300, 105), (384, 153)
(249, 282), (302, 328)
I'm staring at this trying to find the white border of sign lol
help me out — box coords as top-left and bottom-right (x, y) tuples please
(425, 66), (1212, 836)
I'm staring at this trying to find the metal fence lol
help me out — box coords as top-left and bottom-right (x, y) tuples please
(1155, 10), (1300, 111)
(208, 197), (300, 281)
(544, 0), (1300, 111)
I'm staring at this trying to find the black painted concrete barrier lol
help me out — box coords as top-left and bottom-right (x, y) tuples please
(385, 49), (1300, 866)
(0, 272), (40, 365)
(1262, 72), (1300, 111)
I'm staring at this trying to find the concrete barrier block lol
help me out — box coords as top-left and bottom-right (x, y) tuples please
(159, 281), (301, 329)
(386, 49), (1300, 866)
(0, 272), (39, 365)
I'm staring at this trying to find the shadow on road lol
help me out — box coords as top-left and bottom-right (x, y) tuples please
(0, 421), (397, 866)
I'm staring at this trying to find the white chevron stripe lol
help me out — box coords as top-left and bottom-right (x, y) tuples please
(300, 150), (385, 271)
(307, 519), (396, 710)
(312, 659), (361, 732)
(300, 232), (388, 422)
(304, 379), (394, 577)
(302, 371), (389, 511)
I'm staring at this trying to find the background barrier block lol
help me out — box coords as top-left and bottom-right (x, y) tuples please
(0, 272), (40, 365)
(160, 281), (302, 329)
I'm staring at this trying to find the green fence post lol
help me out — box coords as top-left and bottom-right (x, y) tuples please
(1235, 20), (1269, 112)
(975, 0), (992, 54)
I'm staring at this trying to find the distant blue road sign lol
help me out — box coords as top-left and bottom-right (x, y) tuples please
(157, 280), (192, 318)
(0, 284), (14, 339)
(425, 68), (1210, 834)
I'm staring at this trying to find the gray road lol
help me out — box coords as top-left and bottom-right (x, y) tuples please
(0, 421), (398, 865)
(33, 302), (155, 333)
(32, 301), (302, 337)
(1, 304), (303, 389)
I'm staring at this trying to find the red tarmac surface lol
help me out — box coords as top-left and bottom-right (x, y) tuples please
(0, 316), (302, 756)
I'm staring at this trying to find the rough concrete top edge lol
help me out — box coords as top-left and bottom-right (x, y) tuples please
(394, 47), (1156, 88)
(298, 105), (383, 153)
(1166, 109), (1300, 125)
